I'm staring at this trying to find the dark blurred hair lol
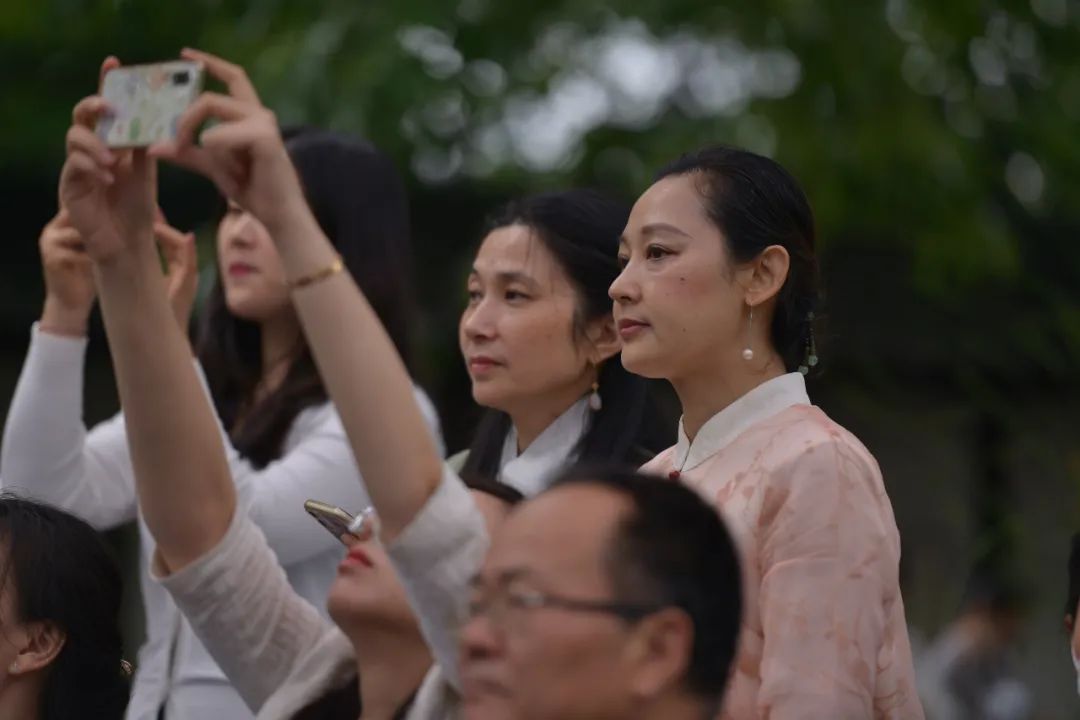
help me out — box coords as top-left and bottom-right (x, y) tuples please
(294, 676), (360, 720)
(1066, 533), (1080, 620)
(553, 466), (742, 707)
(0, 494), (128, 720)
(197, 127), (416, 468)
(462, 190), (670, 486)
(656, 145), (821, 373)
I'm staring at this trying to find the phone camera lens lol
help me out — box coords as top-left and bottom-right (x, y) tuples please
(172, 71), (191, 85)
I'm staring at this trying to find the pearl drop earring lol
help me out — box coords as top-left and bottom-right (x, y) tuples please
(741, 305), (755, 361)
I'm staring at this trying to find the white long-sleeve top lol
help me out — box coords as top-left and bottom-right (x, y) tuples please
(0, 325), (445, 720)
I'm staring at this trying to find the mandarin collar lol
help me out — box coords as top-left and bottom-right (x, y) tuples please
(673, 372), (811, 472)
(498, 396), (591, 497)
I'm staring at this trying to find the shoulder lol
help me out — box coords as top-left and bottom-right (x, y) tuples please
(744, 406), (891, 518)
(754, 408), (901, 561)
(295, 385), (440, 433)
(758, 405), (879, 474)
(639, 445), (677, 475)
(274, 402), (352, 458)
(289, 400), (339, 435)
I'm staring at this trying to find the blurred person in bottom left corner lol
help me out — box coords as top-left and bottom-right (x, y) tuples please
(0, 493), (131, 720)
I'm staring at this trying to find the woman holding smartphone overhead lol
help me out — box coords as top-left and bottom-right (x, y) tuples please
(1, 57), (442, 720)
(51, 49), (669, 719)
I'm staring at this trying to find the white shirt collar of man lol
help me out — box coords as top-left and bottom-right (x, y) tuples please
(673, 372), (811, 473)
(498, 396), (591, 498)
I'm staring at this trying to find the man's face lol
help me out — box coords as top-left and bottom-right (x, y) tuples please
(458, 485), (642, 720)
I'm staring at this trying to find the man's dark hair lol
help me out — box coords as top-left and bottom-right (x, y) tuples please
(553, 465), (742, 706)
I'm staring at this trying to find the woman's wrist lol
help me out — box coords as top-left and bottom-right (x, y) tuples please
(91, 234), (160, 274)
(90, 241), (169, 311)
(40, 296), (91, 338)
(265, 200), (340, 279)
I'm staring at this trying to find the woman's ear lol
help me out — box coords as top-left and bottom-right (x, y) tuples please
(736, 244), (790, 307)
(9, 621), (66, 675)
(584, 313), (621, 365)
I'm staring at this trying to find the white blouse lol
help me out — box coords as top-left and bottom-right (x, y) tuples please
(497, 396), (590, 497)
(0, 325), (444, 720)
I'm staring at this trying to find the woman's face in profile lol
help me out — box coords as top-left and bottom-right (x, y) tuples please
(326, 532), (418, 632)
(610, 174), (746, 382)
(216, 201), (292, 323)
(459, 225), (594, 415)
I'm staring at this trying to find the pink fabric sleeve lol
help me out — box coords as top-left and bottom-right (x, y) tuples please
(755, 435), (912, 719)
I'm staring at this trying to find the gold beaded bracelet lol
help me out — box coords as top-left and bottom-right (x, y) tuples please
(289, 256), (344, 291)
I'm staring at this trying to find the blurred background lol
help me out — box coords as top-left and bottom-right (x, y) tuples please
(2, 0), (1078, 716)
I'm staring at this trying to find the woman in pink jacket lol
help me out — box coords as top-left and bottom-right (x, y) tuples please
(610, 146), (924, 719)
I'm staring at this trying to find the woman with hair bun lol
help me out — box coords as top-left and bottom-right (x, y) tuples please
(611, 146), (924, 718)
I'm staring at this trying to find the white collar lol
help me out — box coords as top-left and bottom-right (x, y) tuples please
(498, 397), (591, 497)
(673, 372), (811, 472)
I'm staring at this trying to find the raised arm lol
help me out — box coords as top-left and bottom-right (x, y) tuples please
(152, 49), (443, 541)
(58, 58), (234, 571)
(0, 216), (135, 524)
(1, 214), (198, 530)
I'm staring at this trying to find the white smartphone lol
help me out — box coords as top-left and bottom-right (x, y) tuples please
(96, 60), (204, 148)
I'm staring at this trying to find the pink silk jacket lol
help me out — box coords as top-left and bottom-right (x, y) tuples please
(643, 373), (924, 719)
